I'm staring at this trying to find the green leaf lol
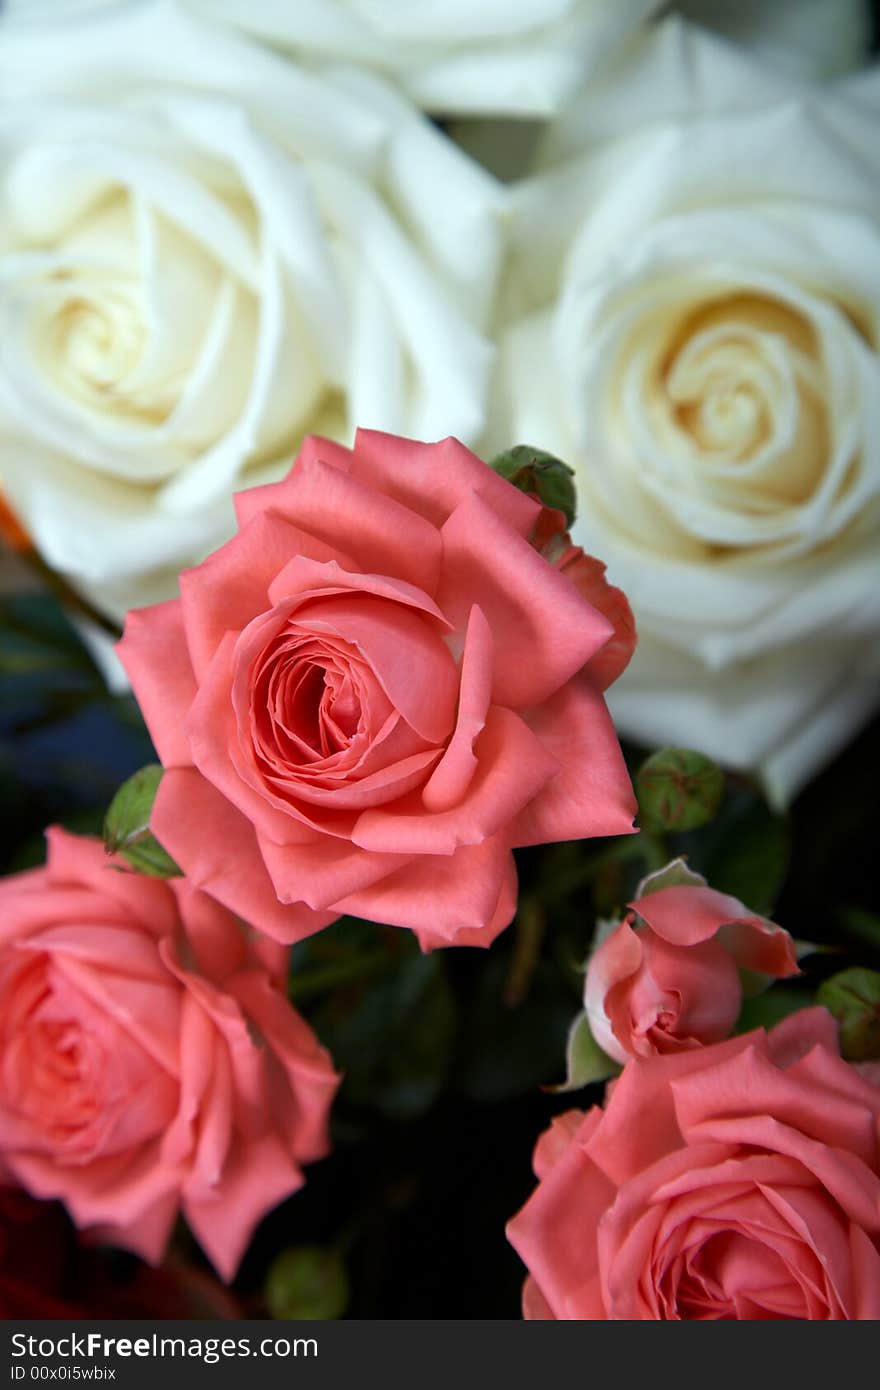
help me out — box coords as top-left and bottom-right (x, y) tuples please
(544, 1011), (619, 1093)
(489, 445), (577, 526)
(636, 748), (724, 833)
(265, 1246), (349, 1321)
(103, 764), (181, 877)
(115, 834), (181, 878)
(817, 968), (880, 1061)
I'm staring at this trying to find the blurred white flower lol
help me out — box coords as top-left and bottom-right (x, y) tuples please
(490, 20), (880, 804)
(0, 0), (502, 621)
(0, 0), (131, 18)
(185, 0), (662, 118)
(422, 0), (871, 187)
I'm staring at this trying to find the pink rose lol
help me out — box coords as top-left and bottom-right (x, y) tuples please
(118, 431), (636, 949)
(585, 867), (799, 1062)
(508, 1009), (880, 1319)
(0, 829), (339, 1280)
(534, 508), (636, 693)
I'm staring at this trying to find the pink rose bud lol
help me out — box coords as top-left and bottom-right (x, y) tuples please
(118, 431), (637, 950)
(584, 860), (799, 1063)
(0, 829), (339, 1281)
(508, 1009), (880, 1319)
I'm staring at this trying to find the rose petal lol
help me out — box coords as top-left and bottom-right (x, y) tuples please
(586, 1032), (760, 1186)
(422, 603), (493, 813)
(232, 435), (355, 529)
(290, 592), (458, 743)
(414, 845), (518, 950)
(153, 768), (336, 944)
(350, 428), (540, 536)
(258, 830), (408, 913)
(45, 827), (180, 938)
(268, 451), (444, 594)
(184, 1133), (304, 1283)
(231, 970), (339, 1159)
(630, 884), (795, 981)
(116, 602), (198, 768)
(437, 490), (616, 710)
(335, 833), (515, 941)
(265, 553), (451, 628)
(584, 921), (643, 1065)
(353, 706), (557, 855)
(507, 1106), (612, 1321)
(178, 510), (334, 678)
(512, 676), (637, 846)
(635, 932), (742, 1048)
(186, 630), (346, 844)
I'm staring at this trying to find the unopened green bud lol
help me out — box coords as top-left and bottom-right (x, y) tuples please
(103, 764), (181, 877)
(636, 748), (724, 833)
(489, 445), (577, 527)
(817, 968), (880, 1061)
(265, 1246), (349, 1321)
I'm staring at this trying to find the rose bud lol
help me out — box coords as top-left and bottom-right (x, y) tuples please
(584, 859), (799, 1062)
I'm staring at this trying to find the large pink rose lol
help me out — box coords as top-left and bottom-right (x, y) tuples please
(508, 1009), (880, 1319)
(0, 829), (339, 1280)
(585, 869), (799, 1062)
(118, 431), (636, 949)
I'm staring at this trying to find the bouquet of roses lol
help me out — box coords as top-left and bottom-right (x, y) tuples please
(0, 0), (879, 1322)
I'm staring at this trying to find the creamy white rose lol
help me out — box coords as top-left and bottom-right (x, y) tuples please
(0, 0), (501, 620)
(492, 20), (880, 804)
(186, 0), (662, 118)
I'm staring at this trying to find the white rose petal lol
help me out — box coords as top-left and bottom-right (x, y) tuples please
(184, 0), (663, 118)
(0, 0), (503, 621)
(491, 20), (880, 801)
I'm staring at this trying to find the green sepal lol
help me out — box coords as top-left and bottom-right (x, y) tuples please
(489, 444), (577, 527)
(103, 764), (181, 878)
(636, 747), (724, 833)
(817, 968), (880, 1061)
(544, 1010), (619, 1093)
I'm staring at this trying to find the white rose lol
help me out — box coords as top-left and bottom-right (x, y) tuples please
(412, 0), (870, 187)
(0, 0), (501, 621)
(491, 20), (880, 805)
(184, 0), (663, 118)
